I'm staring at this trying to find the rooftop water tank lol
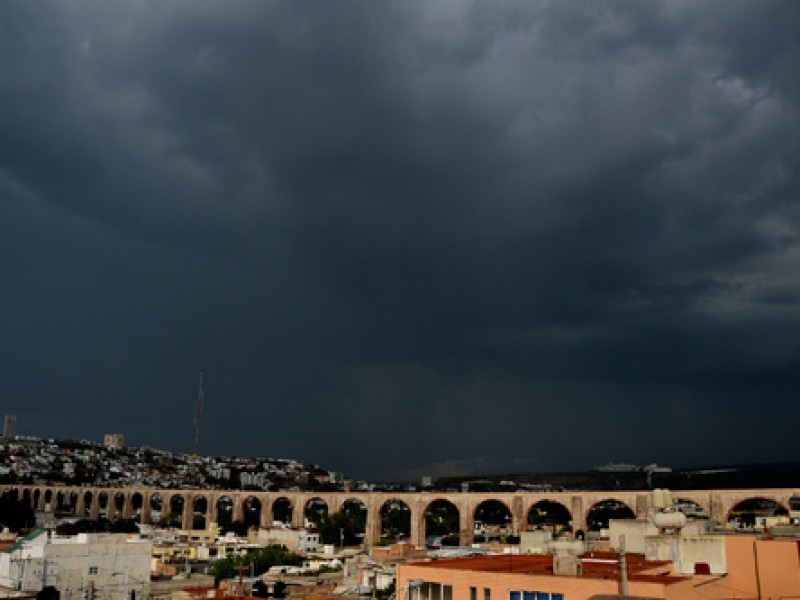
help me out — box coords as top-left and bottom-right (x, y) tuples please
(653, 509), (687, 529)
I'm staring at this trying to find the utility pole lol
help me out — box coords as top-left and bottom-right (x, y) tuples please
(235, 562), (248, 596)
(618, 534), (629, 597)
(193, 371), (205, 455)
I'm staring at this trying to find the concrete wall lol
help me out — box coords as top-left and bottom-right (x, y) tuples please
(0, 533), (151, 600)
(645, 534), (800, 599)
(646, 535), (727, 575)
(518, 531), (552, 554)
(607, 519), (657, 554)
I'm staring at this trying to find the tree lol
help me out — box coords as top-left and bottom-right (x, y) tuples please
(110, 518), (139, 533)
(55, 518), (137, 535)
(210, 546), (302, 584)
(0, 492), (34, 531)
(222, 520), (248, 537)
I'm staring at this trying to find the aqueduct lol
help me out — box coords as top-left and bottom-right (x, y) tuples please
(2, 485), (797, 548)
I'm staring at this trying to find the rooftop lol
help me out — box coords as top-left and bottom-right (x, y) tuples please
(2, 530), (45, 554)
(405, 553), (686, 585)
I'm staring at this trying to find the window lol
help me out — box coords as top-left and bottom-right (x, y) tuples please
(89, 566), (98, 575)
(412, 583), (453, 600)
(484, 589), (491, 600)
(470, 588), (477, 600)
(509, 591), (562, 600)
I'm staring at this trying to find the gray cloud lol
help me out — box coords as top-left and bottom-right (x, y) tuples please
(1, 1), (798, 480)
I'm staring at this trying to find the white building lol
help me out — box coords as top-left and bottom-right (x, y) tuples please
(239, 472), (270, 489)
(248, 527), (319, 555)
(0, 531), (152, 600)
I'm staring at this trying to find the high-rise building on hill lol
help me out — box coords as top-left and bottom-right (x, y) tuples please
(2, 415), (15, 440)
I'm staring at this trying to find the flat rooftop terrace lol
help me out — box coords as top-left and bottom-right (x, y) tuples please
(406, 553), (686, 585)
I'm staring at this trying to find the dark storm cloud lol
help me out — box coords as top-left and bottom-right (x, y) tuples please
(1, 1), (799, 480)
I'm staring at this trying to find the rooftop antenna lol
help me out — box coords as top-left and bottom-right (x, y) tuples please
(193, 370), (204, 454)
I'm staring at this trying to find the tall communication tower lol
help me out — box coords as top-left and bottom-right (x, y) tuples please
(193, 370), (204, 454)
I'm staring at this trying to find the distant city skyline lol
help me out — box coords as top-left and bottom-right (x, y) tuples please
(1, 1), (799, 481)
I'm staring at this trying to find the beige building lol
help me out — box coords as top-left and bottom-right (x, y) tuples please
(103, 434), (125, 450)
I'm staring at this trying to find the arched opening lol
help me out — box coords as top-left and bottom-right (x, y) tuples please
(54, 491), (70, 516)
(69, 491), (80, 516)
(673, 499), (709, 519)
(149, 493), (164, 524)
(424, 499), (460, 547)
(83, 491), (93, 517)
(727, 498), (789, 529)
(32, 489), (41, 510)
(586, 499), (635, 532)
(244, 496), (261, 528)
(44, 489), (54, 511)
(342, 498), (367, 544)
(305, 498), (329, 528)
(162, 495), (184, 527)
(272, 497), (293, 525)
(527, 500), (572, 533)
(131, 493), (143, 518)
(473, 500), (512, 543)
(113, 492), (125, 521)
(217, 496), (234, 529)
(98, 492), (109, 518)
(790, 496), (800, 524)
(380, 499), (411, 544)
(193, 496), (208, 530)
(317, 498), (366, 547)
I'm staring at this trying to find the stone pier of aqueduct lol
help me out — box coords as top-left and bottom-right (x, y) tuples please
(3, 485), (798, 548)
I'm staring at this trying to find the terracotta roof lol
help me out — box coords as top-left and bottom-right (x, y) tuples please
(404, 553), (686, 585)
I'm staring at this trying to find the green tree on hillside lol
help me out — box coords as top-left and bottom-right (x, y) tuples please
(211, 546), (302, 583)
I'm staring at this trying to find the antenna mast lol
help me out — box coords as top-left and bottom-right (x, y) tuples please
(193, 370), (204, 454)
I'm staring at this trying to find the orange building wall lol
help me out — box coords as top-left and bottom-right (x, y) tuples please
(753, 538), (800, 599)
(716, 536), (758, 598)
(666, 537), (800, 600)
(396, 563), (671, 600)
(398, 537), (800, 600)
(717, 536), (800, 599)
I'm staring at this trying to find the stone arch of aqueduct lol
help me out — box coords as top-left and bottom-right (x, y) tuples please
(3, 485), (798, 548)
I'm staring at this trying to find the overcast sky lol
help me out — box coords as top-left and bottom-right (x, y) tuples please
(1, 1), (799, 481)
